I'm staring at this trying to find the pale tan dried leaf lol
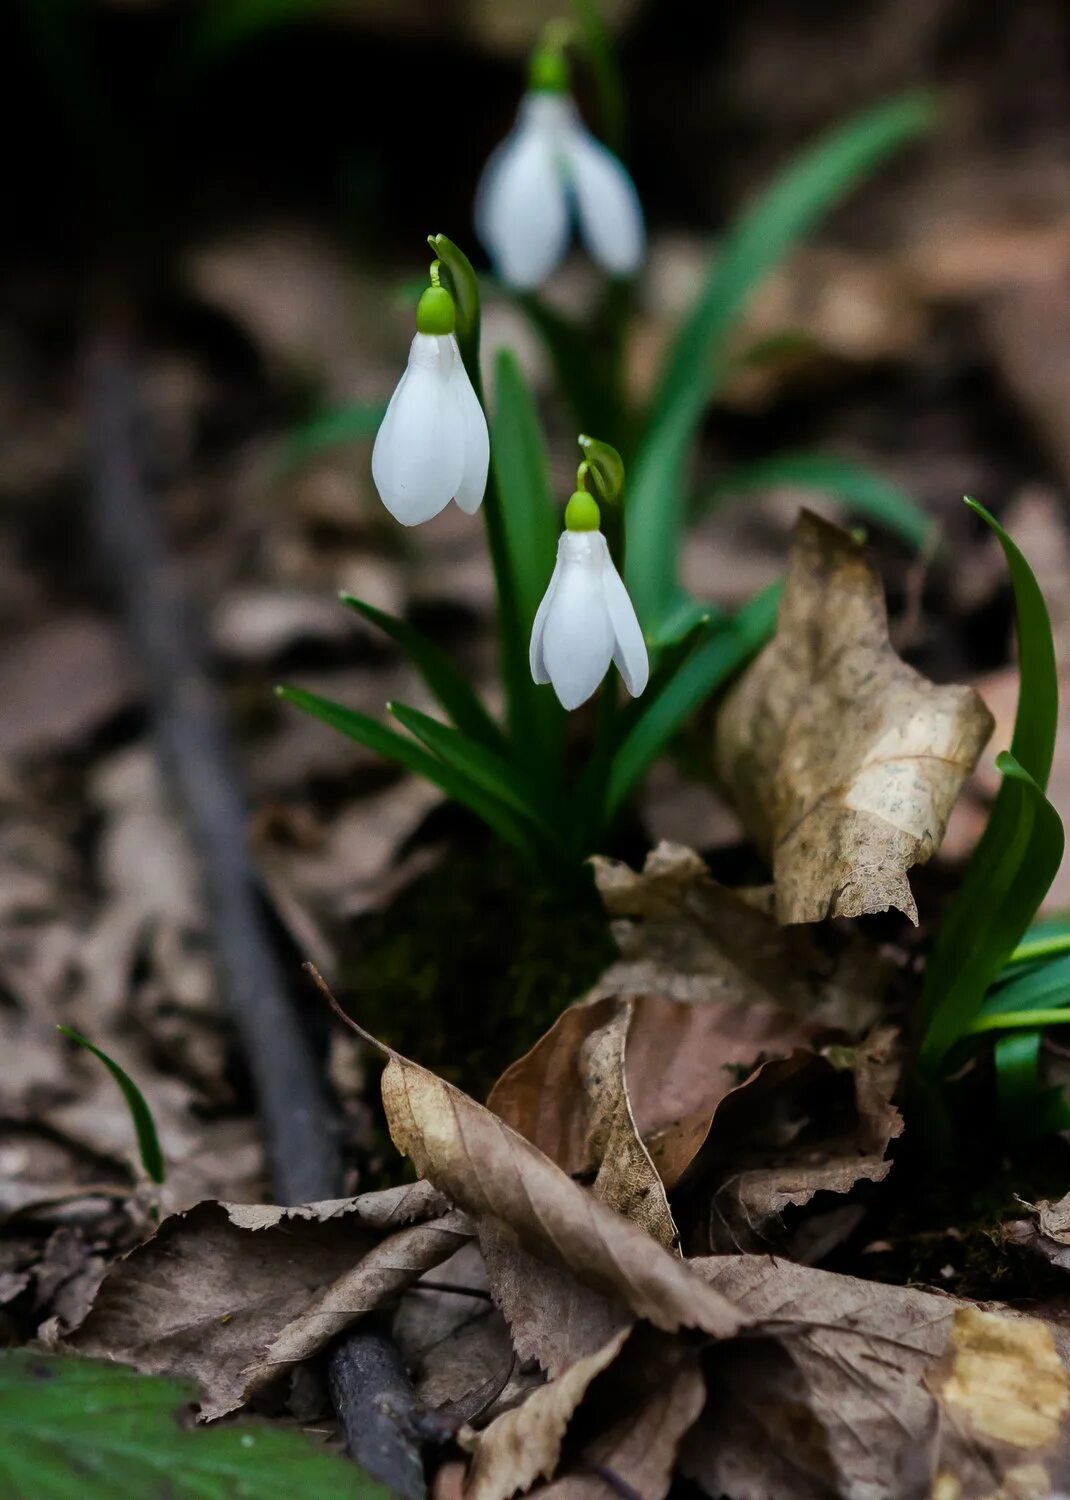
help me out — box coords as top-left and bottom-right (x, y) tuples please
(70, 1191), (469, 1417)
(592, 842), (884, 1035)
(461, 1327), (631, 1500)
(683, 1255), (1070, 1500)
(478, 1221), (631, 1379)
(223, 1180), (446, 1232)
(532, 1327), (706, 1500)
(377, 1044), (748, 1342)
(490, 999), (677, 1247)
(715, 511), (994, 923)
(1005, 1191), (1070, 1271)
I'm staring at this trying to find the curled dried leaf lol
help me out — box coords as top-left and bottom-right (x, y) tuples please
(715, 512), (994, 923)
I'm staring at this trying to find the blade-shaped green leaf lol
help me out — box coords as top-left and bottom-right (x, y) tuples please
(920, 752), (1064, 1069)
(277, 685), (540, 861)
(387, 701), (549, 832)
(993, 1030), (1070, 1139)
(1003, 917), (1070, 968)
(923, 497), (1061, 1024)
(979, 951), (1070, 1021)
(340, 594), (505, 753)
(489, 349), (565, 779)
(965, 497), (1057, 789)
(278, 400), (387, 472)
(701, 451), (935, 552)
(606, 582), (780, 818)
(57, 1028), (165, 1184)
(0, 1351), (388, 1499)
(625, 92), (936, 627)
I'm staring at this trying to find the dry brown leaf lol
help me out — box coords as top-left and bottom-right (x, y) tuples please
(461, 1327), (631, 1500)
(704, 1029), (903, 1252)
(534, 1328), (706, 1500)
(375, 1037), (749, 1344)
(715, 511), (994, 923)
(592, 842), (884, 1035)
(1005, 1191), (1070, 1272)
(71, 1188), (469, 1417)
(490, 998), (677, 1248)
(683, 1255), (1070, 1499)
(478, 1221), (632, 1379)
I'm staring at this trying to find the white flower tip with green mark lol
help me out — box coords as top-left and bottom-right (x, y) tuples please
(371, 330), (489, 526)
(530, 528), (648, 710)
(475, 93), (645, 291)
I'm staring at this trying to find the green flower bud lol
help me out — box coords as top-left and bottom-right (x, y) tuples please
(565, 490), (601, 532)
(416, 284), (456, 336)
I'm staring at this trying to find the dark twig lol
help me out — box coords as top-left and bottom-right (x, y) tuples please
(86, 322), (430, 1495)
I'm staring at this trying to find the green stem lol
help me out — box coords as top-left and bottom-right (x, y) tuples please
(1007, 932), (1070, 965)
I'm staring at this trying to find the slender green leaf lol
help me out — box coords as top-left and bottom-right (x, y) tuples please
(980, 952), (1070, 1020)
(569, 0), (626, 152)
(278, 400), (387, 472)
(0, 1351), (388, 1499)
(1006, 917), (1070, 966)
(387, 702), (549, 832)
(57, 1028), (165, 1184)
(339, 594), (505, 753)
(973, 1007), (1070, 1035)
(920, 753), (1064, 1068)
(276, 685), (540, 860)
(994, 1031), (1070, 1139)
(701, 452), (935, 552)
(965, 497), (1058, 789)
(643, 594), (721, 652)
(922, 498), (1061, 1025)
(606, 583), (780, 817)
(490, 349), (565, 777)
(625, 92), (936, 626)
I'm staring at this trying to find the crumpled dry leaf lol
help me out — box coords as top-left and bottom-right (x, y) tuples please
(71, 1185), (468, 1418)
(1005, 1191), (1070, 1271)
(684, 1254), (1070, 1500)
(375, 1034), (749, 1344)
(460, 1327), (631, 1500)
(592, 843), (884, 1035)
(490, 998), (678, 1248)
(703, 1028), (903, 1253)
(715, 511), (994, 923)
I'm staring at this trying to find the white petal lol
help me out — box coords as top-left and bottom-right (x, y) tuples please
(529, 538), (566, 684)
(602, 552), (649, 697)
(371, 335), (464, 526)
(445, 337), (489, 514)
(475, 97), (571, 289)
(542, 531), (614, 709)
(564, 125), (645, 277)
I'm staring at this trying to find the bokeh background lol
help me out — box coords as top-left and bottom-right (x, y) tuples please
(3, 0), (1070, 1226)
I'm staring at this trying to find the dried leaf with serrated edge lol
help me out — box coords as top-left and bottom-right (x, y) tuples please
(375, 1035), (748, 1342)
(715, 512), (994, 923)
(683, 1255), (1070, 1499)
(71, 1187), (468, 1417)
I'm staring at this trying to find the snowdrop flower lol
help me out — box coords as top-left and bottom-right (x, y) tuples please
(372, 275), (489, 526)
(475, 42), (644, 290)
(530, 491), (648, 710)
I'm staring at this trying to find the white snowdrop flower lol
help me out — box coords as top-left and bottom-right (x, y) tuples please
(530, 492), (648, 710)
(475, 56), (644, 290)
(371, 280), (489, 526)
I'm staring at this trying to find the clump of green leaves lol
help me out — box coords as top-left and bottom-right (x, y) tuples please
(282, 95), (937, 874)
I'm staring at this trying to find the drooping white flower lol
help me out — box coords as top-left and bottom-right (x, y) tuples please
(530, 494), (648, 710)
(476, 91), (645, 290)
(371, 284), (489, 527)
